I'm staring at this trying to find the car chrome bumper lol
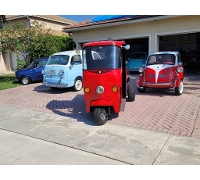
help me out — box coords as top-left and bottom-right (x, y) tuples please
(141, 82), (173, 88)
(43, 82), (68, 88)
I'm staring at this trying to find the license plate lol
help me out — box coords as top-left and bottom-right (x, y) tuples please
(49, 70), (55, 76)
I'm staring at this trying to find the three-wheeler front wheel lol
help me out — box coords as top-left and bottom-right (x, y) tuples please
(94, 107), (108, 125)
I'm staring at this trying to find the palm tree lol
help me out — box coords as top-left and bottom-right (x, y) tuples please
(0, 15), (6, 29)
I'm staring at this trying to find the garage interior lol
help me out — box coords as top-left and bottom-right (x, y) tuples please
(159, 32), (200, 73)
(124, 32), (200, 73)
(125, 38), (148, 59)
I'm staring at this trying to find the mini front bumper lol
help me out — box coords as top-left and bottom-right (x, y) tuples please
(137, 81), (174, 89)
(43, 82), (68, 88)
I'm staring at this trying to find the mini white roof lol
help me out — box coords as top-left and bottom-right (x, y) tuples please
(52, 50), (82, 56)
(149, 51), (180, 56)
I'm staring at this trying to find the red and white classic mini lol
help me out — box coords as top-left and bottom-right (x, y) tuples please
(137, 51), (184, 95)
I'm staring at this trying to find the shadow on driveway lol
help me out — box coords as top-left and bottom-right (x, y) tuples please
(46, 94), (97, 126)
(33, 84), (74, 94)
(46, 94), (119, 126)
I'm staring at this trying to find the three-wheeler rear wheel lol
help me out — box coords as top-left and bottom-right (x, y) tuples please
(127, 84), (135, 102)
(94, 107), (108, 125)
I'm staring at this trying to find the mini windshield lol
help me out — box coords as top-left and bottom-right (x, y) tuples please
(146, 54), (175, 66)
(83, 45), (122, 70)
(47, 55), (69, 65)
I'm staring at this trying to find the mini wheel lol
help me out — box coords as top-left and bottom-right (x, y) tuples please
(127, 84), (135, 102)
(175, 80), (183, 95)
(20, 76), (31, 85)
(137, 87), (146, 93)
(73, 78), (82, 91)
(94, 107), (108, 125)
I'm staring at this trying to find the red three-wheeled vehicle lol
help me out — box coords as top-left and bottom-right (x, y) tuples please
(82, 40), (135, 125)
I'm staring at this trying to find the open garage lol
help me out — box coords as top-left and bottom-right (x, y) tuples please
(124, 37), (149, 58)
(159, 32), (200, 73)
(63, 15), (200, 73)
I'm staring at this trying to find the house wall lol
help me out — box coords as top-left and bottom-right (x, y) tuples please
(0, 54), (7, 71)
(7, 18), (30, 27)
(31, 18), (68, 36)
(73, 16), (200, 54)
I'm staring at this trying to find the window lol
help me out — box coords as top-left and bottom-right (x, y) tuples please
(147, 54), (175, 65)
(83, 45), (122, 70)
(71, 55), (82, 65)
(34, 61), (44, 68)
(47, 55), (69, 65)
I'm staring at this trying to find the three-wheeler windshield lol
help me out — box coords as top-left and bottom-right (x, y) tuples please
(83, 45), (122, 70)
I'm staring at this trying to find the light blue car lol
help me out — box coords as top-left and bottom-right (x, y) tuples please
(126, 52), (147, 72)
(42, 50), (83, 91)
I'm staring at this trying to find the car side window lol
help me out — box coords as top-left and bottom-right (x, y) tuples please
(34, 61), (45, 68)
(71, 55), (82, 66)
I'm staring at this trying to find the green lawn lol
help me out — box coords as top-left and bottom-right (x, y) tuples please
(0, 74), (21, 90)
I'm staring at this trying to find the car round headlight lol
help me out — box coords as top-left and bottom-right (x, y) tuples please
(96, 86), (104, 94)
(177, 67), (183, 73)
(138, 67), (144, 73)
(59, 70), (64, 75)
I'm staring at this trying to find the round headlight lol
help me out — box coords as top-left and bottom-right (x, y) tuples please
(59, 70), (64, 75)
(41, 70), (45, 74)
(177, 67), (183, 73)
(138, 67), (144, 73)
(96, 86), (104, 94)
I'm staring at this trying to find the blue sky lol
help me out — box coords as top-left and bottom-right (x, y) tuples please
(59, 15), (97, 22)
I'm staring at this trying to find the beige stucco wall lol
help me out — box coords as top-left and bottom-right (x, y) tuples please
(7, 18), (30, 27)
(31, 18), (68, 36)
(0, 54), (7, 71)
(72, 15), (200, 54)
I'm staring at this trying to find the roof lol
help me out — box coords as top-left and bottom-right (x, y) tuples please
(52, 50), (82, 56)
(149, 51), (180, 56)
(82, 40), (125, 48)
(6, 15), (76, 25)
(62, 15), (163, 31)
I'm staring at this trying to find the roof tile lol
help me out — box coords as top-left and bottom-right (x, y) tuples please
(63, 15), (162, 29)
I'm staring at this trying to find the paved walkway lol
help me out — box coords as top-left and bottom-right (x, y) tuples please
(0, 72), (200, 139)
(1, 105), (200, 165)
(1, 71), (200, 166)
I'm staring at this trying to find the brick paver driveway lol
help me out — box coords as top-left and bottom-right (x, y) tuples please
(0, 72), (200, 139)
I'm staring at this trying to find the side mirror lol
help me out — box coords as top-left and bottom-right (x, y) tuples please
(122, 44), (130, 50)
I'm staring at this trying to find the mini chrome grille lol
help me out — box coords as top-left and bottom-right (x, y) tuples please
(49, 70), (55, 76)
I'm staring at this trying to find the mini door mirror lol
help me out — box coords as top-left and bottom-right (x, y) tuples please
(122, 44), (130, 50)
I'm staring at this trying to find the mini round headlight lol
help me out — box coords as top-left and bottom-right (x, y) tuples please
(41, 70), (45, 74)
(138, 67), (144, 73)
(59, 70), (64, 75)
(177, 67), (183, 73)
(96, 86), (104, 94)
